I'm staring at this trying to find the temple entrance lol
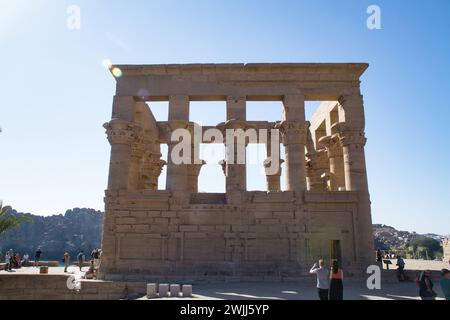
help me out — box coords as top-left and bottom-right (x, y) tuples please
(330, 240), (342, 264)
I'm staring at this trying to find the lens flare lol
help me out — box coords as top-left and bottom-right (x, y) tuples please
(102, 59), (112, 69)
(111, 67), (123, 78)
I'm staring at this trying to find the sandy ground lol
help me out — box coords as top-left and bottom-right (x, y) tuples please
(384, 259), (449, 271)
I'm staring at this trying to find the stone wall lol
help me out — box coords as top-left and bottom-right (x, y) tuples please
(0, 274), (146, 300)
(98, 189), (369, 282)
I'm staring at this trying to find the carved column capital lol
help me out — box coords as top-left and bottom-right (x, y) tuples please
(186, 160), (206, 177)
(336, 124), (367, 147)
(318, 135), (343, 157)
(275, 121), (308, 145)
(216, 119), (254, 132)
(263, 158), (284, 176)
(140, 152), (166, 190)
(103, 119), (141, 146)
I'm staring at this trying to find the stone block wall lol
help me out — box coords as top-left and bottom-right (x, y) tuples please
(98, 190), (368, 282)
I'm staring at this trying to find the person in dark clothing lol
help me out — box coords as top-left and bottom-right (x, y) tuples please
(417, 270), (436, 300)
(376, 249), (383, 266)
(440, 269), (450, 300)
(77, 250), (85, 271)
(329, 260), (344, 300)
(34, 248), (42, 267)
(396, 255), (406, 281)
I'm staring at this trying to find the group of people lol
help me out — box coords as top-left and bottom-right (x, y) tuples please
(1, 249), (31, 271)
(2, 247), (101, 280)
(62, 248), (102, 279)
(376, 249), (450, 300)
(309, 259), (344, 300)
(310, 256), (450, 300)
(376, 249), (407, 281)
(415, 269), (450, 300)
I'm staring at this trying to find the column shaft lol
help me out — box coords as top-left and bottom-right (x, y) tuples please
(225, 96), (247, 193)
(281, 94), (307, 193)
(166, 95), (190, 193)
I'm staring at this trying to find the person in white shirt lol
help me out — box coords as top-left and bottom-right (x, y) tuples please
(309, 259), (330, 300)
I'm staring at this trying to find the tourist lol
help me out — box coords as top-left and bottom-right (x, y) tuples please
(22, 253), (30, 266)
(91, 248), (100, 269)
(309, 259), (330, 300)
(376, 249), (383, 266)
(9, 250), (15, 270)
(63, 252), (70, 273)
(396, 255), (406, 281)
(34, 247), (42, 267)
(417, 270), (436, 300)
(77, 250), (85, 271)
(329, 260), (344, 300)
(13, 253), (21, 268)
(83, 260), (97, 280)
(439, 269), (450, 300)
(4, 251), (11, 271)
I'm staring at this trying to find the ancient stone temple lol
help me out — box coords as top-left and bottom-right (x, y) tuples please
(99, 63), (374, 281)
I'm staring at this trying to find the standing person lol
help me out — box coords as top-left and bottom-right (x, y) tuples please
(309, 259), (330, 300)
(396, 255), (406, 281)
(77, 250), (85, 272)
(417, 270), (436, 300)
(376, 249), (383, 266)
(63, 252), (70, 273)
(9, 250), (15, 270)
(14, 253), (21, 268)
(440, 269), (450, 300)
(329, 260), (344, 300)
(91, 248), (100, 269)
(4, 251), (11, 271)
(22, 253), (29, 266)
(34, 247), (42, 267)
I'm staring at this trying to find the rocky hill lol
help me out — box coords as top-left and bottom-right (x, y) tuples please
(373, 224), (445, 251)
(0, 208), (103, 260)
(0, 208), (444, 260)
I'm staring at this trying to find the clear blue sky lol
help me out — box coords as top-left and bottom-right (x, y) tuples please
(0, 0), (449, 234)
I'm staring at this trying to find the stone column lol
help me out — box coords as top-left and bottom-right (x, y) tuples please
(305, 123), (329, 191)
(305, 149), (329, 191)
(186, 161), (206, 193)
(165, 120), (190, 193)
(166, 95), (190, 194)
(127, 127), (145, 190)
(140, 150), (166, 190)
(338, 93), (373, 264)
(168, 95), (190, 120)
(221, 120), (249, 193)
(185, 123), (204, 193)
(338, 95), (369, 192)
(264, 129), (283, 192)
(319, 134), (345, 191)
(222, 96), (248, 200)
(279, 94), (307, 193)
(226, 95), (246, 121)
(104, 119), (139, 190)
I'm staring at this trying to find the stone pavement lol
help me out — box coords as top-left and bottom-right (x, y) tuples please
(138, 280), (446, 300)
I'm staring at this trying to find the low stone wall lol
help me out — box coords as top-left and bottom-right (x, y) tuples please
(0, 274), (147, 300)
(0, 261), (59, 270)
